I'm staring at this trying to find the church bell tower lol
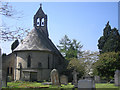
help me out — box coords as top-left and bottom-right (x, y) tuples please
(34, 4), (48, 37)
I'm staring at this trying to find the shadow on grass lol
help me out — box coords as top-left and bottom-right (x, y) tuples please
(2, 88), (120, 90)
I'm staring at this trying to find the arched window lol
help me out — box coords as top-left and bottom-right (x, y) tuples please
(41, 18), (44, 26)
(7, 67), (9, 75)
(27, 55), (31, 68)
(38, 62), (42, 68)
(37, 18), (40, 26)
(11, 67), (13, 74)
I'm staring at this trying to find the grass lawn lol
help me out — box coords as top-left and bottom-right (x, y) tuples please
(95, 83), (119, 88)
(3, 81), (74, 89)
(95, 83), (120, 90)
(2, 81), (120, 89)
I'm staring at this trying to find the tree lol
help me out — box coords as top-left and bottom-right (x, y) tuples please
(0, 2), (14, 17)
(57, 35), (83, 60)
(0, 2), (30, 41)
(80, 50), (99, 76)
(67, 58), (85, 80)
(96, 22), (120, 81)
(93, 52), (120, 81)
(57, 35), (71, 57)
(98, 21), (120, 53)
(57, 35), (83, 81)
(11, 39), (19, 51)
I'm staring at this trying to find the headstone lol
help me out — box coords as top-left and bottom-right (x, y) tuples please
(72, 69), (79, 87)
(78, 76), (95, 90)
(78, 79), (95, 90)
(50, 69), (60, 85)
(0, 48), (2, 90)
(94, 76), (100, 83)
(60, 75), (68, 85)
(2, 53), (7, 87)
(114, 70), (120, 86)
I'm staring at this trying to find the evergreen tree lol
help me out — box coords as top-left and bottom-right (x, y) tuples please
(95, 22), (120, 81)
(57, 35), (83, 60)
(11, 39), (19, 51)
(57, 35), (83, 81)
(98, 21), (120, 53)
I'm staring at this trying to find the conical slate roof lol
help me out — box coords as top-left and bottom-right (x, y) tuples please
(14, 28), (62, 56)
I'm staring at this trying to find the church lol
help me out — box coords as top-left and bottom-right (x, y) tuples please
(2, 4), (65, 83)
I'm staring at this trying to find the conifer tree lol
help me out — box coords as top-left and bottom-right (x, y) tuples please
(98, 21), (120, 53)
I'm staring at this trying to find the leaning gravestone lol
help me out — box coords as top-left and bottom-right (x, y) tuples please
(72, 69), (79, 87)
(60, 75), (68, 85)
(50, 69), (60, 85)
(0, 48), (2, 89)
(114, 70), (120, 86)
(94, 76), (100, 83)
(78, 76), (95, 90)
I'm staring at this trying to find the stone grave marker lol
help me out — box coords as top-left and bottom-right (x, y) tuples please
(72, 69), (79, 87)
(94, 76), (100, 83)
(50, 69), (60, 85)
(60, 75), (68, 85)
(2, 52), (7, 87)
(78, 76), (95, 90)
(114, 70), (120, 86)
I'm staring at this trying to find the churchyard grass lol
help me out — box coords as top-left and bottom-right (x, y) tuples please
(3, 81), (74, 88)
(2, 81), (120, 89)
(95, 83), (119, 88)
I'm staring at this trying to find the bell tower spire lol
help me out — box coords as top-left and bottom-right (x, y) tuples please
(33, 4), (49, 37)
(40, 3), (42, 8)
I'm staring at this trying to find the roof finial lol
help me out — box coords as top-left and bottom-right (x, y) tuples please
(40, 3), (42, 8)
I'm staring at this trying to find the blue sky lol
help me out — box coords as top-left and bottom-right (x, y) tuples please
(1, 2), (118, 54)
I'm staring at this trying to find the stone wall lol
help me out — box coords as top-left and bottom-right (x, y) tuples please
(16, 51), (53, 69)
(15, 51), (62, 81)
(2, 53), (15, 87)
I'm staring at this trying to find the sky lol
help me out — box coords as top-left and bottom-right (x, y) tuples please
(0, 2), (118, 54)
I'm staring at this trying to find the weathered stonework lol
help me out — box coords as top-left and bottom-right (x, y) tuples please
(15, 51), (61, 81)
(114, 70), (120, 86)
(60, 75), (68, 85)
(2, 53), (15, 87)
(2, 4), (65, 83)
(51, 69), (60, 85)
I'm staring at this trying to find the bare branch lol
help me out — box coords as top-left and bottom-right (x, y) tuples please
(0, 26), (30, 41)
(0, 2), (30, 41)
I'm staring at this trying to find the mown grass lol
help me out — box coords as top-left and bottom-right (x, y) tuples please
(2, 81), (120, 89)
(95, 83), (119, 88)
(3, 81), (74, 89)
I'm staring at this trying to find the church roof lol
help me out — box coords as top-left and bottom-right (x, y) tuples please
(14, 5), (63, 58)
(14, 28), (62, 56)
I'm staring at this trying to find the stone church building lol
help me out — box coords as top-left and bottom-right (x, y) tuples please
(2, 5), (65, 83)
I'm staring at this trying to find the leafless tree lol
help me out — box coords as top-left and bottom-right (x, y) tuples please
(0, 2), (30, 41)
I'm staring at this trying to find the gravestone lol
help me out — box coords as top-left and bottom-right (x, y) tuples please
(78, 76), (95, 90)
(94, 76), (100, 83)
(72, 69), (79, 87)
(114, 70), (120, 86)
(0, 48), (2, 89)
(60, 75), (68, 85)
(2, 53), (7, 87)
(50, 69), (60, 85)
